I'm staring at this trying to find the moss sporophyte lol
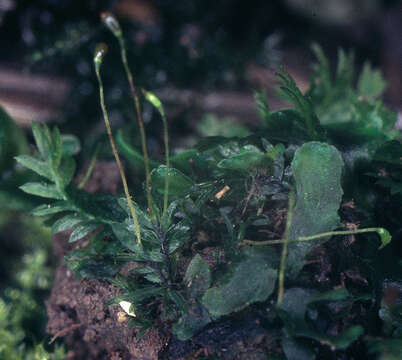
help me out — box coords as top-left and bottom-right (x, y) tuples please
(16, 12), (397, 355)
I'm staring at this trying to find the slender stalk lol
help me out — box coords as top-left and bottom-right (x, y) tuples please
(240, 228), (386, 247)
(101, 12), (153, 217)
(78, 144), (100, 189)
(276, 192), (294, 307)
(143, 89), (169, 217)
(94, 43), (142, 245)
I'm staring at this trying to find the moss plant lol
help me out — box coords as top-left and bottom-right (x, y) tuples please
(16, 19), (402, 359)
(101, 12), (154, 217)
(94, 42), (142, 245)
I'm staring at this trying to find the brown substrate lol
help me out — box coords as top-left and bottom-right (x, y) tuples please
(46, 235), (166, 360)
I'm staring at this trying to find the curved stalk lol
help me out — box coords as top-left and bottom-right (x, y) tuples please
(101, 12), (153, 217)
(142, 89), (169, 217)
(94, 43), (142, 245)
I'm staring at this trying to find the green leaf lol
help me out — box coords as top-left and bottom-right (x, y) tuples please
(61, 134), (81, 156)
(377, 228), (392, 250)
(217, 146), (266, 171)
(261, 109), (313, 143)
(144, 273), (163, 284)
(67, 189), (126, 223)
(286, 142), (343, 278)
(167, 222), (190, 254)
(129, 286), (164, 304)
(276, 68), (324, 141)
(31, 202), (77, 216)
(173, 302), (211, 341)
(310, 288), (349, 303)
(69, 222), (99, 243)
(15, 155), (53, 180)
(202, 247), (277, 318)
(150, 165), (194, 197)
(51, 214), (86, 235)
(184, 254), (211, 298)
(19, 182), (64, 199)
(111, 222), (143, 254)
(357, 62), (387, 101)
(59, 157), (76, 187)
(51, 127), (62, 168)
(32, 122), (51, 159)
(279, 288), (363, 350)
(116, 129), (160, 175)
(167, 290), (189, 313)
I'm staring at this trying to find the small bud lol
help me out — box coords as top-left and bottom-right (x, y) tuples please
(101, 12), (122, 37)
(94, 43), (108, 66)
(142, 89), (163, 111)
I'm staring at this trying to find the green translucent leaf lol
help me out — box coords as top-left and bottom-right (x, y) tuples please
(32, 122), (51, 159)
(184, 254), (211, 298)
(51, 214), (86, 235)
(129, 266), (155, 275)
(170, 149), (199, 174)
(59, 157), (76, 187)
(357, 62), (387, 101)
(286, 142), (343, 278)
(51, 127), (62, 168)
(31, 202), (77, 216)
(61, 134), (81, 156)
(167, 289), (189, 313)
(111, 222), (143, 254)
(262, 109), (313, 143)
(116, 129), (160, 175)
(67, 189), (126, 223)
(19, 182), (64, 200)
(128, 286), (164, 304)
(15, 155), (53, 180)
(217, 146), (266, 171)
(69, 222), (99, 243)
(377, 228), (392, 250)
(167, 222), (190, 254)
(144, 273), (163, 284)
(151, 165), (194, 197)
(173, 302), (211, 341)
(276, 68), (324, 141)
(310, 288), (349, 302)
(202, 247), (277, 319)
(148, 248), (164, 262)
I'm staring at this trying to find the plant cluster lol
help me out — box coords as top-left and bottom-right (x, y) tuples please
(16, 14), (402, 359)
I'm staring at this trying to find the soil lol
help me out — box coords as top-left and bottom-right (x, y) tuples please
(46, 236), (166, 359)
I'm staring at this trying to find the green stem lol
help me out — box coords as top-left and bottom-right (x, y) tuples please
(241, 228), (383, 247)
(78, 144), (100, 189)
(142, 89), (169, 217)
(276, 192), (294, 307)
(94, 45), (142, 245)
(117, 36), (153, 217)
(160, 107), (169, 217)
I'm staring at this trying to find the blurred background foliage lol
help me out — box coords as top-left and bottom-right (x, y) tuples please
(0, 0), (400, 358)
